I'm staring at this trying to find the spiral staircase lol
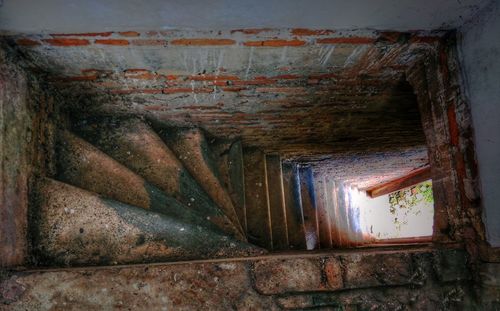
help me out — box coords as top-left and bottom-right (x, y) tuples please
(31, 116), (374, 266)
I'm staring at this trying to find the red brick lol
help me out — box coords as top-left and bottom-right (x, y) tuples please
(273, 74), (301, 80)
(291, 28), (335, 36)
(95, 39), (129, 46)
(232, 79), (275, 86)
(50, 32), (113, 37)
(243, 39), (306, 47)
(317, 37), (375, 44)
(211, 80), (231, 86)
(189, 75), (240, 81)
(230, 28), (272, 34)
(324, 258), (343, 289)
(110, 89), (162, 94)
(171, 38), (235, 46)
(123, 68), (149, 73)
(15, 38), (41, 46)
(119, 31), (140, 37)
(43, 38), (90, 46)
(162, 87), (213, 94)
(131, 39), (167, 46)
(124, 69), (158, 80)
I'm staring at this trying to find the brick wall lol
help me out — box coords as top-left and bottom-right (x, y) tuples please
(3, 29), (436, 157)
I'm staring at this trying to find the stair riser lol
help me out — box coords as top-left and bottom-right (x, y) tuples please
(299, 166), (320, 250)
(282, 162), (307, 250)
(266, 154), (289, 250)
(243, 149), (273, 249)
(211, 140), (247, 234)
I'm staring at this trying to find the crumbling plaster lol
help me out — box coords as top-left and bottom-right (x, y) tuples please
(459, 1), (500, 247)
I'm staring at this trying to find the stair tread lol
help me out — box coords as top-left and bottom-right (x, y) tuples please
(210, 139), (247, 233)
(159, 127), (244, 237)
(57, 130), (162, 211)
(33, 178), (264, 266)
(56, 131), (236, 233)
(74, 118), (244, 240)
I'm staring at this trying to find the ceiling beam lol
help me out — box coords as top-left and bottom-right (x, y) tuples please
(364, 165), (431, 198)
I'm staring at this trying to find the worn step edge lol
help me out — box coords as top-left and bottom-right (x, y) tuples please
(31, 178), (265, 266)
(158, 127), (245, 237)
(73, 118), (245, 240)
(209, 138), (247, 234)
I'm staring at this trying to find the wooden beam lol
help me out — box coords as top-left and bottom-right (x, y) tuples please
(365, 165), (431, 198)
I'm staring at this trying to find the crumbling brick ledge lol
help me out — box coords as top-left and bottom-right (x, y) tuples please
(0, 246), (478, 310)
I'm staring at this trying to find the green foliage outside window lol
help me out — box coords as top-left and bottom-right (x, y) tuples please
(388, 180), (434, 231)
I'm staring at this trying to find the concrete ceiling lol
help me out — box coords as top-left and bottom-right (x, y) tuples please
(0, 0), (491, 34)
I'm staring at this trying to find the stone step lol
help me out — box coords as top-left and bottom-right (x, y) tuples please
(55, 131), (232, 233)
(31, 178), (264, 266)
(74, 118), (244, 240)
(265, 154), (289, 250)
(243, 148), (273, 249)
(282, 161), (307, 250)
(159, 127), (244, 237)
(57, 130), (168, 212)
(210, 139), (247, 234)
